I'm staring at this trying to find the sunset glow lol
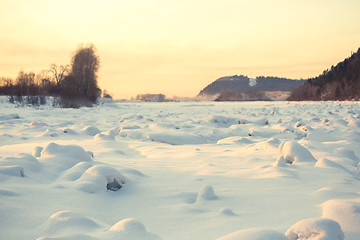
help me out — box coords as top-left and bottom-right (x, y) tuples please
(1, 0), (360, 98)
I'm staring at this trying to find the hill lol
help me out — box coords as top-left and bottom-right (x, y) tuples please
(288, 48), (360, 101)
(198, 75), (305, 100)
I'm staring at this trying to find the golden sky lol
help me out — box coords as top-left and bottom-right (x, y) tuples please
(1, 0), (360, 99)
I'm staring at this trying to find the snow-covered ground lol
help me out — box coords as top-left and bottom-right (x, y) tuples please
(0, 99), (359, 240)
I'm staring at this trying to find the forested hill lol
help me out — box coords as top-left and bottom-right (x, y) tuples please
(288, 48), (360, 101)
(198, 75), (305, 97)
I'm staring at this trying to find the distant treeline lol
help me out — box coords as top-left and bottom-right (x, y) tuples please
(135, 94), (167, 102)
(0, 44), (111, 107)
(215, 90), (271, 101)
(288, 48), (360, 101)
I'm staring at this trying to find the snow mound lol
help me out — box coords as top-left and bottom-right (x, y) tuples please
(87, 151), (94, 158)
(119, 128), (145, 140)
(33, 146), (44, 157)
(217, 228), (288, 240)
(93, 133), (115, 141)
(285, 218), (344, 240)
(148, 123), (175, 130)
(0, 165), (24, 177)
(75, 165), (125, 193)
(333, 147), (359, 166)
(58, 162), (93, 181)
(82, 126), (100, 136)
(122, 168), (147, 177)
(255, 138), (281, 151)
(277, 141), (317, 165)
(109, 218), (146, 233)
(38, 129), (58, 137)
(254, 118), (269, 125)
(321, 199), (360, 233)
(266, 137), (281, 147)
(314, 158), (350, 173)
(348, 119), (360, 128)
(148, 132), (206, 145)
(42, 211), (100, 234)
(248, 127), (279, 138)
(119, 125), (141, 130)
(108, 218), (161, 240)
(217, 136), (253, 145)
(106, 127), (120, 136)
(0, 113), (19, 121)
(62, 128), (78, 135)
(1, 153), (41, 172)
(196, 185), (217, 202)
(40, 143), (93, 170)
(218, 208), (236, 216)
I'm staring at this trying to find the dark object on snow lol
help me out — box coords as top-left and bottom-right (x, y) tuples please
(106, 179), (122, 191)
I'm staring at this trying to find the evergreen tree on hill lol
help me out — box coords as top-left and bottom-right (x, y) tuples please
(288, 48), (360, 101)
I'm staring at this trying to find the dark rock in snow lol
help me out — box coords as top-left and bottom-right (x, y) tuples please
(107, 179), (122, 191)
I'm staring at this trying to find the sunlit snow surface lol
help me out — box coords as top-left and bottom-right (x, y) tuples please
(0, 99), (360, 240)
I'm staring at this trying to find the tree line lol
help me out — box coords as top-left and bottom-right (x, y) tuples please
(214, 90), (270, 101)
(288, 48), (360, 101)
(0, 44), (110, 107)
(135, 94), (166, 102)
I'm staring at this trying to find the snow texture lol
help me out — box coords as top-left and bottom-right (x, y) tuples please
(1, 99), (360, 240)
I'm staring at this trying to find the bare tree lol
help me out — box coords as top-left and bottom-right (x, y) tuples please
(0, 77), (13, 87)
(49, 64), (69, 88)
(15, 71), (36, 96)
(0, 77), (14, 95)
(36, 70), (52, 96)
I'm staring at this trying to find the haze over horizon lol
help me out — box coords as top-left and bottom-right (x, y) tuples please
(1, 0), (360, 99)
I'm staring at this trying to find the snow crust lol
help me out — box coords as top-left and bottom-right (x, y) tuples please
(1, 99), (360, 240)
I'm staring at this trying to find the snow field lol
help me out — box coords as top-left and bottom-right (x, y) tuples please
(0, 100), (360, 239)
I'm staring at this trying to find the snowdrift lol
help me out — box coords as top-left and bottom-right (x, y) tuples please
(1, 101), (360, 240)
